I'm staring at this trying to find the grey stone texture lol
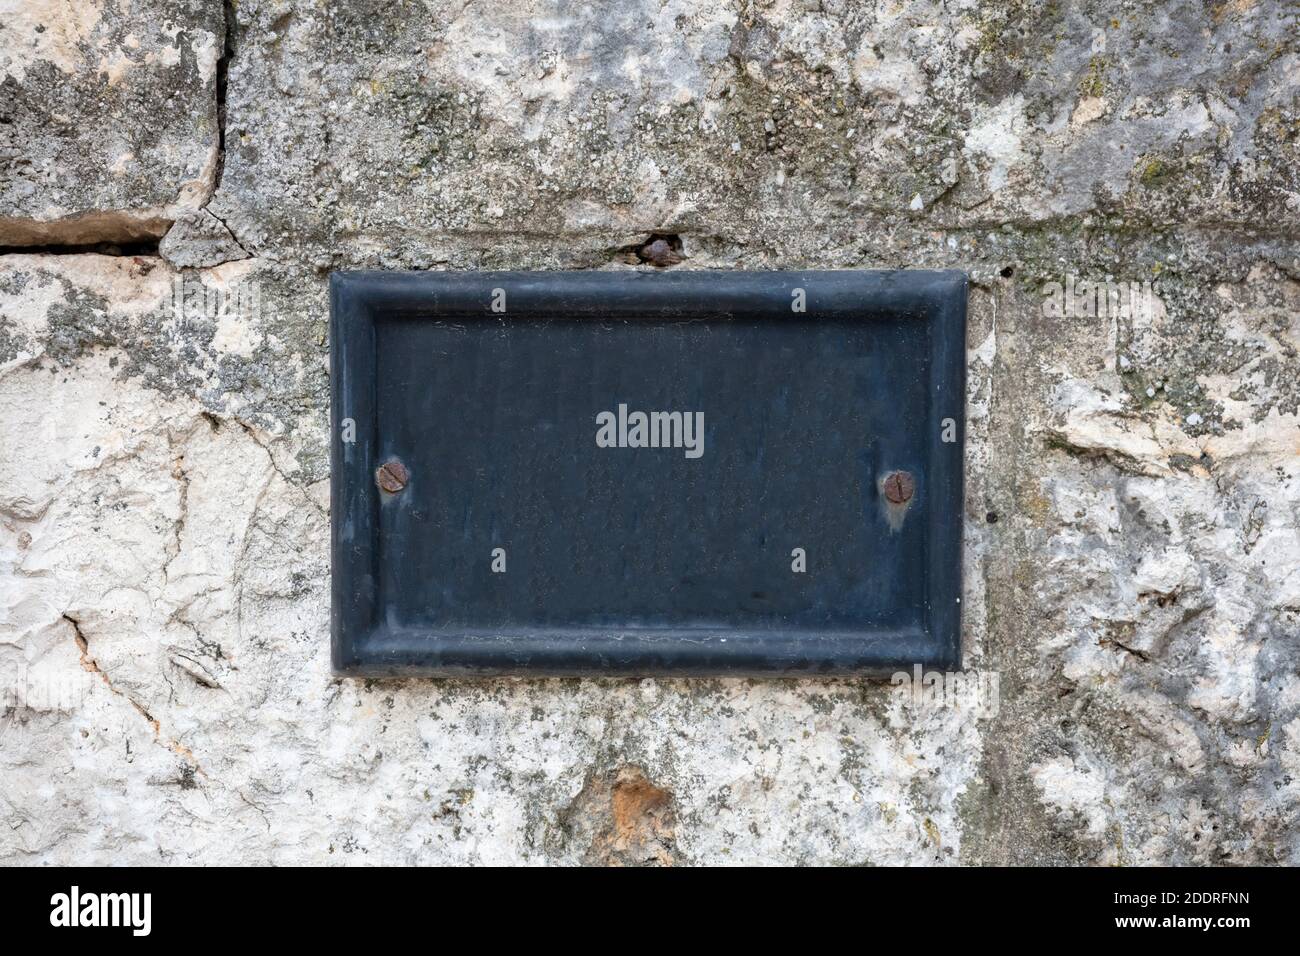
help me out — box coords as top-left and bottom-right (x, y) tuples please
(159, 209), (249, 267)
(0, 0), (223, 244)
(0, 0), (1297, 864)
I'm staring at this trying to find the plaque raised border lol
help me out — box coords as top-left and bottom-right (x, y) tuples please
(330, 270), (965, 677)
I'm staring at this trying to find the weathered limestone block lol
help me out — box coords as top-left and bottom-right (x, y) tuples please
(973, 251), (1300, 864)
(208, 0), (1296, 267)
(0, 0), (223, 245)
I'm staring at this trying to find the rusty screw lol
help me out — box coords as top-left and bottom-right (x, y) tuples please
(636, 235), (685, 268)
(882, 470), (915, 505)
(375, 458), (408, 494)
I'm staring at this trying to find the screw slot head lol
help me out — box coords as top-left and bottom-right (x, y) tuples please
(882, 470), (914, 505)
(376, 458), (408, 493)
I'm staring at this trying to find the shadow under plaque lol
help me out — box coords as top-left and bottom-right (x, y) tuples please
(330, 270), (965, 677)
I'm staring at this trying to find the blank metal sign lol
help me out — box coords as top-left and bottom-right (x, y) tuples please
(330, 270), (965, 677)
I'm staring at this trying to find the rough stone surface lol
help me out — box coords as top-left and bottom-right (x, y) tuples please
(0, 0), (222, 244)
(1, 1), (1298, 865)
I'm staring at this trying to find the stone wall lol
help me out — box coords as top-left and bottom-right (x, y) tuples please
(1, 0), (1296, 864)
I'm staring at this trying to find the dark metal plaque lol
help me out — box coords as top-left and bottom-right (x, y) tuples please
(330, 270), (965, 677)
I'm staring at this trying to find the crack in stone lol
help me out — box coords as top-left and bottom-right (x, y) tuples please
(172, 0), (256, 265)
(169, 650), (223, 690)
(64, 613), (204, 774)
(238, 790), (272, 830)
(234, 418), (327, 522)
(213, 0), (237, 197)
(1101, 636), (1153, 663)
(201, 207), (252, 261)
(231, 460), (278, 650)
(0, 238), (162, 257)
(161, 431), (192, 577)
(1042, 429), (1162, 478)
